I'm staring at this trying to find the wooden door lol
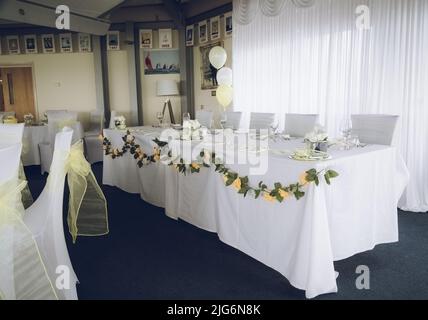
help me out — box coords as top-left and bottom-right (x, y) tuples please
(0, 67), (36, 122)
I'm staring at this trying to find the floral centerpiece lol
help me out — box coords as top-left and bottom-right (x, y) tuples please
(114, 116), (126, 130)
(182, 119), (205, 140)
(304, 126), (329, 152)
(23, 113), (34, 126)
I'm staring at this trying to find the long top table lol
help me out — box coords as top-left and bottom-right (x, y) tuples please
(103, 126), (409, 298)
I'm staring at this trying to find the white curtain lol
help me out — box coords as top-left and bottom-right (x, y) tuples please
(233, 0), (428, 212)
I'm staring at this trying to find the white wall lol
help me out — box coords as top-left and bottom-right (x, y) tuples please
(140, 29), (181, 126)
(0, 52), (97, 128)
(193, 15), (233, 127)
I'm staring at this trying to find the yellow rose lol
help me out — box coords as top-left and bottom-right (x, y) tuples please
(232, 178), (241, 191)
(263, 193), (275, 202)
(113, 149), (119, 156)
(191, 162), (200, 170)
(299, 172), (309, 186)
(223, 175), (229, 184)
(279, 189), (289, 199)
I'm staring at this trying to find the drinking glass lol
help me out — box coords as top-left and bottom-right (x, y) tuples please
(183, 112), (190, 123)
(156, 112), (164, 127)
(220, 113), (227, 129)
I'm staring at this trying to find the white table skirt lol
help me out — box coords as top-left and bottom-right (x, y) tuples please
(102, 127), (409, 298)
(22, 123), (84, 166)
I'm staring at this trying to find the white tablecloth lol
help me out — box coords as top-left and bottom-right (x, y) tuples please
(22, 123), (84, 166)
(103, 127), (409, 298)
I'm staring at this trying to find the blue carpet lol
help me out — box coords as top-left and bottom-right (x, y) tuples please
(24, 163), (428, 300)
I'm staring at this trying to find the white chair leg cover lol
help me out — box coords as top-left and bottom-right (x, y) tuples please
(24, 128), (78, 300)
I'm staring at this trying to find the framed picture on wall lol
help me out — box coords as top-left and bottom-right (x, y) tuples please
(143, 49), (180, 75)
(140, 29), (153, 49)
(186, 25), (194, 47)
(199, 20), (208, 44)
(200, 42), (222, 90)
(7, 36), (20, 54)
(78, 33), (92, 52)
(42, 34), (55, 53)
(225, 12), (233, 37)
(210, 16), (220, 41)
(59, 33), (73, 53)
(158, 29), (172, 49)
(0, 37), (2, 55)
(107, 31), (120, 50)
(24, 35), (37, 54)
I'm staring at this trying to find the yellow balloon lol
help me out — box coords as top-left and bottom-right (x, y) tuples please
(216, 85), (233, 108)
(209, 46), (227, 69)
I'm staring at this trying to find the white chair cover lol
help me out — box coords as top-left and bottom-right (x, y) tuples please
(351, 114), (399, 146)
(284, 113), (320, 137)
(249, 112), (276, 129)
(84, 110), (104, 164)
(24, 128), (78, 300)
(195, 110), (214, 128)
(223, 111), (243, 130)
(40, 112), (83, 174)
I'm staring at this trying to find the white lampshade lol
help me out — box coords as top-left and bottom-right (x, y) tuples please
(156, 80), (179, 96)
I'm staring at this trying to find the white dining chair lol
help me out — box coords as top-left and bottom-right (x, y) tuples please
(195, 110), (214, 128)
(351, 114), (399, 146)
(24, 128), (78, 300)
(223, 111), (243, 130)
(249, 112), (276, 130)
(284, 113), (320, 137)
(84, 110), (104, 164)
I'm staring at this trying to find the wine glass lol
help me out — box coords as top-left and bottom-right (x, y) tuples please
(183, 112), (190, 123)
(156, 112), (164, 127)
(220, 113), (227, 129)
(339, 117), (352, 149)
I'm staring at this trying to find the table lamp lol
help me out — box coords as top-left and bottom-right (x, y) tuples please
(156, 79), (179, 124)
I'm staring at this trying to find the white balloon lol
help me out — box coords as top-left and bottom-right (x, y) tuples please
(216, 67), (233, 86)
(209, 46), (227, 69)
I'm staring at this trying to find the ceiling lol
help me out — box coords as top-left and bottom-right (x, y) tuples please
(26, 0), (125, 18)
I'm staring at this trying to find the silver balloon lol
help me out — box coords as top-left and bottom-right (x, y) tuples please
(216, 67), (233, 86)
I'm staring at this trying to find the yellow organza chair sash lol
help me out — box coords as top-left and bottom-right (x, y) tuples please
(0, 179), (57, 300)
(66, 140), (109, 243)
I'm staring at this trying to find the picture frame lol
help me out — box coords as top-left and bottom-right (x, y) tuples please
(78, 33), (92, 52)
(140, 29), (153, 49)
(59, 33), (73, 53)
(24, 35), (37, 54)
(210, 16), (220, 41)
(185, 25), (194, 47)
(200, 42), (222, 90)
(42, 34), (55, 53)
(158, 29), (173, 49)
(7, 36), (20, 55)
(143, 49), (180, 75)
(225, 12), (233, 38)
(0, 37), (2, 55)
(199, 20), (208, 44)
(107, 31), (120, 51)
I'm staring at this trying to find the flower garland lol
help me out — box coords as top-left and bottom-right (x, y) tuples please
(102, 131), (339, 203)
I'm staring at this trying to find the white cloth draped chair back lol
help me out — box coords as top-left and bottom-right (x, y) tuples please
(249, 112), (276, 130)
(284, 113), (320, 137)
(0, 123), (24, 145)
(195, 110), (214, 128)
(84, 110), (104, 164)
(223, 112), (243, 130)
(351, 114), (399, 146)
(24, 128), (78, 300)
(39, 112), (82, 174)
(0, 144), (23, 299)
